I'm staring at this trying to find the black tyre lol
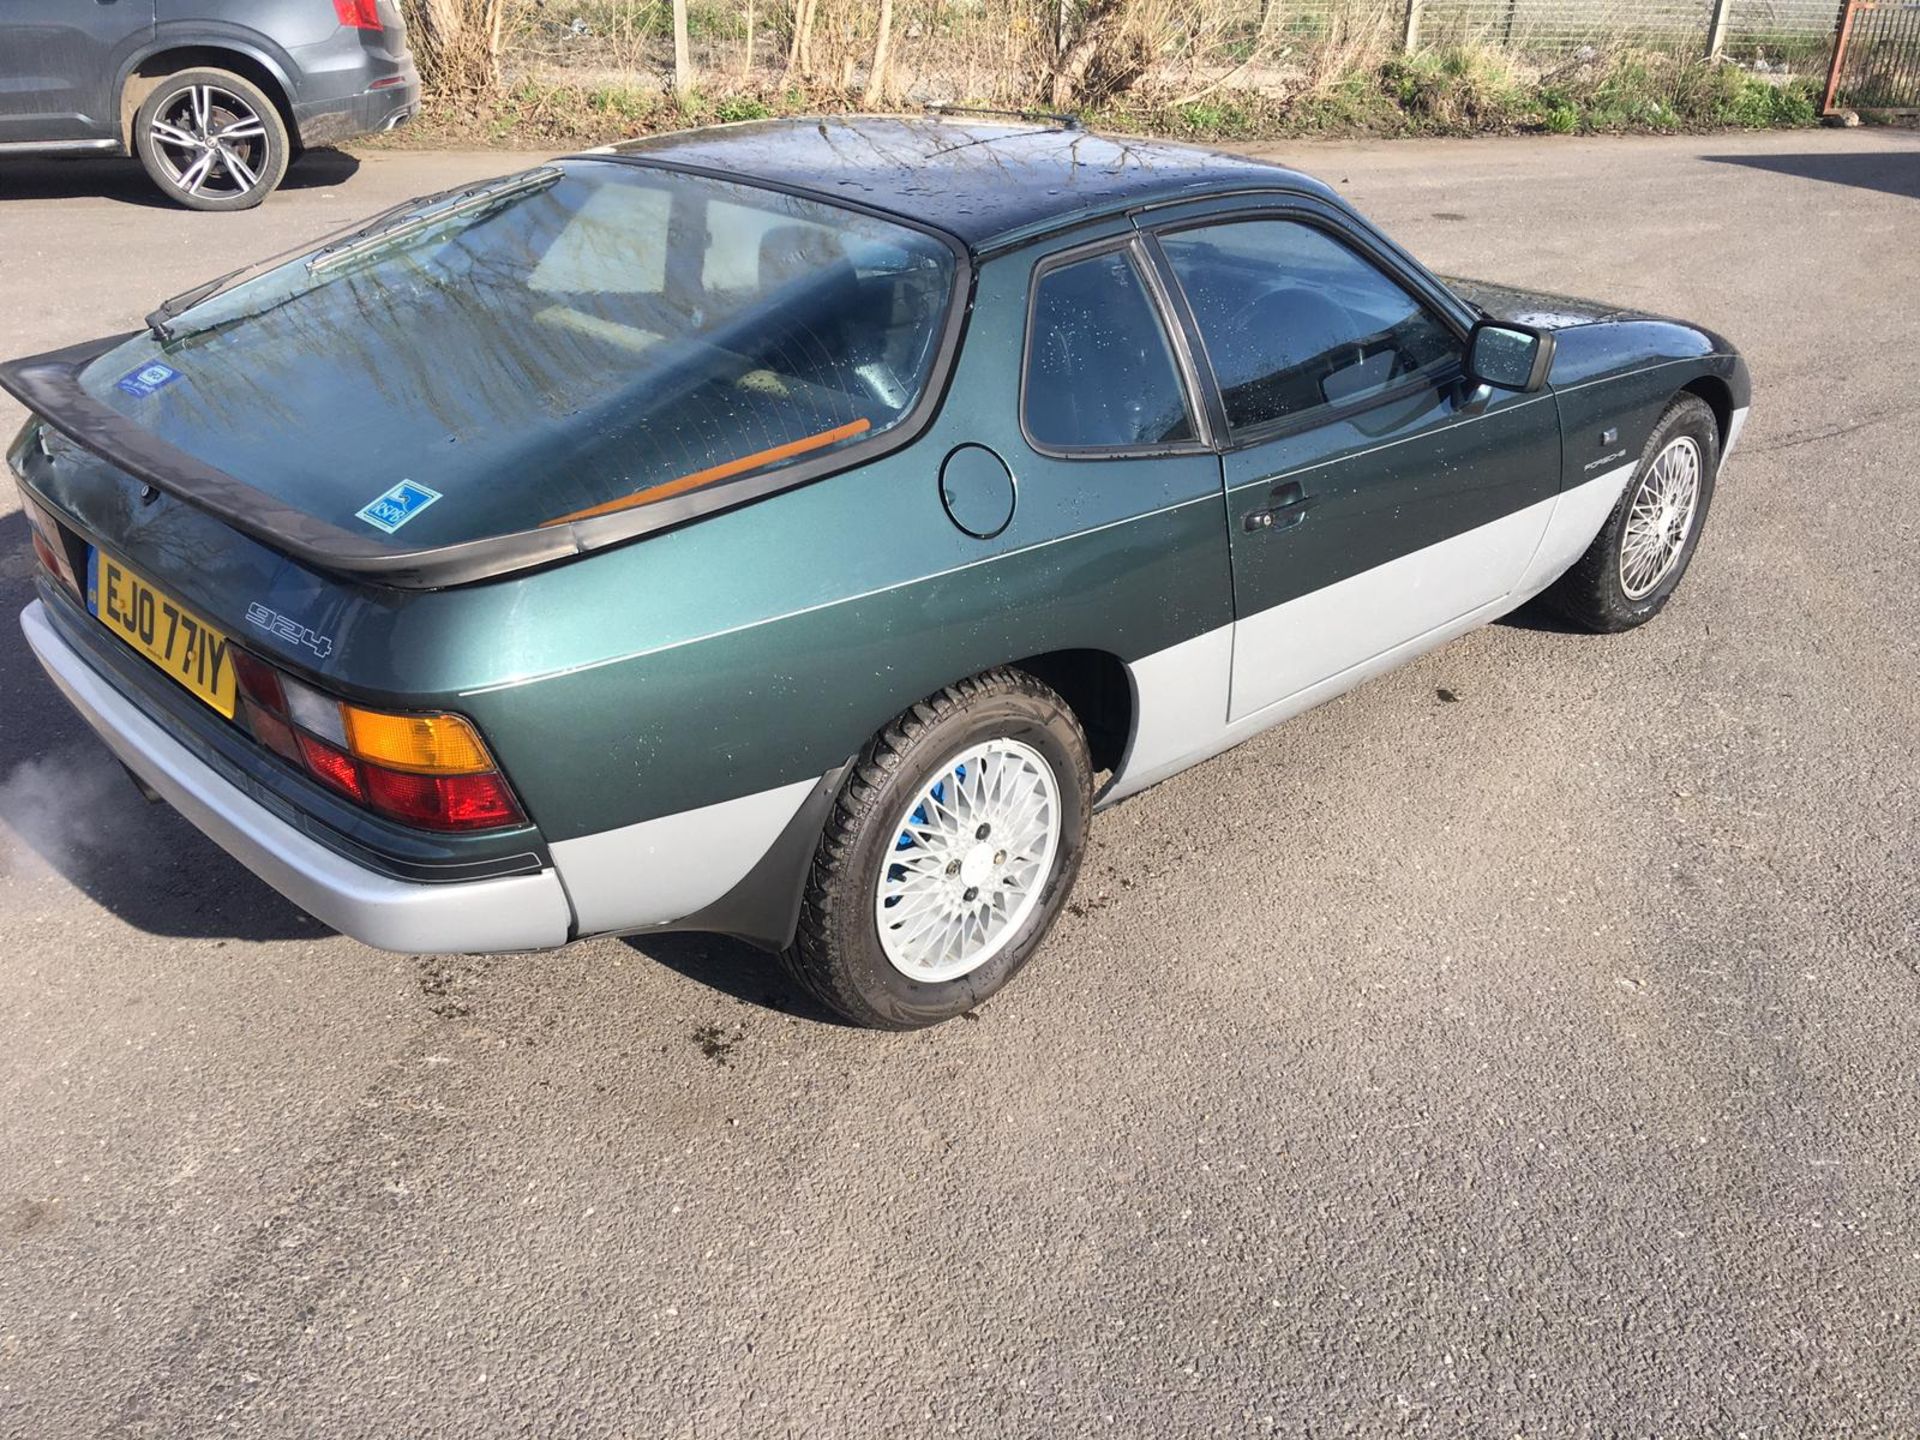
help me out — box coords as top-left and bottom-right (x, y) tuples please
(133, 68), (290, 212)
(786, 669), (1093, 1030)
(1545, 394), (1720, 633)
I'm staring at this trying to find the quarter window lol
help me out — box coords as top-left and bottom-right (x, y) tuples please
(1159, 219), (1460, 436)
(1023, 248), (1196, 453)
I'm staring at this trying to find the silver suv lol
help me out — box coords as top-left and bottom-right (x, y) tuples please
(0, 1), (420, 210)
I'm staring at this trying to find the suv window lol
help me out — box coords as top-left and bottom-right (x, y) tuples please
(1024, 247), (1195, 453)
(1158, 219), (1459, 436)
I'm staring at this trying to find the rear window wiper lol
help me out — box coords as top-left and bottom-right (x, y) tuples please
(146, 264), (255, 341)
(306, 167), (563, 276)
(141, 168), (565, 341)
(143, 186), (475, 341)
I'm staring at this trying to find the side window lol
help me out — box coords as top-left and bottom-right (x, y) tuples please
(1158, 219), (1460, 436)
(1023, 247), (1196, 453)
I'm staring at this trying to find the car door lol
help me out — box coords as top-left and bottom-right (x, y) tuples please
(1013, 231), (1238, 796)
(0, 0), (152, 145)
(1145, 204), (1563, 723)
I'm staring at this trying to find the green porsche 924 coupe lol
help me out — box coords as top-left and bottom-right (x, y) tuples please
(6, 118), (1749, 1028)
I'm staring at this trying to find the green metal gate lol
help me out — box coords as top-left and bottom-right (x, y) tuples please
(1824, 1), (1920, 112)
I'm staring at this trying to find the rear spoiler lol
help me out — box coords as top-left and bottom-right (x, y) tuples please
(1, 334), (583, 591)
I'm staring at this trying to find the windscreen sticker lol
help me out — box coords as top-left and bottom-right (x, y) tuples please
(115, 362), (183, 399)
(356, 480), (442, 534)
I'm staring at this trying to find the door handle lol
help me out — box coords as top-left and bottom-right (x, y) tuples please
(1244, 481), (1316, 533)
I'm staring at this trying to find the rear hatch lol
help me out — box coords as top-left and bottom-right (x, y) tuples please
(4, 158), (962, 589)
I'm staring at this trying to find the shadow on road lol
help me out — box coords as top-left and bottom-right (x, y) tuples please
(1495, 595), (1585, 634)
(0, 147), (362, 208)
(623, 931), (851, 1026)
(1700, 149), (1920, 202)
(0, 514), (319, 941)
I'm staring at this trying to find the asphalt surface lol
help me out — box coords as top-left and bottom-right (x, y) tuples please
(1, 130), (1917, 1437)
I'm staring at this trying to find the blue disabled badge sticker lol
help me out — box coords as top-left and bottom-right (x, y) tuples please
(356, 479), (442, 534)
(116, 362), (183, 399)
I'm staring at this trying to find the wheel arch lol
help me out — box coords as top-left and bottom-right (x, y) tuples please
(118, 44), (299, 151)
(675, 650), (1135, 955)
(1680, 374), (1736, 458)
(1008, 648), (1134, 777)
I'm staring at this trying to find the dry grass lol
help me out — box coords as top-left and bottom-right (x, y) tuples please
(494, 0), (1358, 108)
(405, 0), (520, 94)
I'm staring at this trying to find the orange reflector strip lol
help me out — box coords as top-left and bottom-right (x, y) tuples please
(541, 417), (872, 527)
(343, 706), (493, 775)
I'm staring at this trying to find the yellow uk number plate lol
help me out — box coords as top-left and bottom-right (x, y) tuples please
(89, 549), (238, 718)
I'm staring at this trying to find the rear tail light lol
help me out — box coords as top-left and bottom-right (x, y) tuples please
(344, 707), (491, 774)
(363, 768), (522, 830)
(297, 731), (369, 803)
(239, 699), (302, 767)
(332, 0), (384, 30)
(19, 492), (81, 599)
(230, 650), (285, 711)
(233, 653), (524, 832)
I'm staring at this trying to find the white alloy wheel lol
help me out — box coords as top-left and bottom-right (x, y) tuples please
(874, 737), (1062, 982)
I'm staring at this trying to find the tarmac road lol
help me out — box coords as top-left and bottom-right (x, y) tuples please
(1, 129), (1916, 1437)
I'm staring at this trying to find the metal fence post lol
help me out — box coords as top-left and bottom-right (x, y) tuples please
(1403, 0), (1424, 54)
(1821, 0), (1861, 115)
(1705, 0), (1734, 57)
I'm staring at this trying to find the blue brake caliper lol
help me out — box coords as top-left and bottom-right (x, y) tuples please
(883, 765), (964, 909)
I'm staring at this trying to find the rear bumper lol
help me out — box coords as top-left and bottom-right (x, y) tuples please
(20, 599), (573, 954)
(293, 66), (421, 147)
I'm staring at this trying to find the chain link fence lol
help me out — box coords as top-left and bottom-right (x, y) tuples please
(1413, 0), (1841, 59)
(1726, 0), (1848, 63)
(1418, 0), (1716, 52)
(526, 0), (1843, 71)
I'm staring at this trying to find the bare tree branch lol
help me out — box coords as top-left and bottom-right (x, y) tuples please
(864, 0), (896, 105)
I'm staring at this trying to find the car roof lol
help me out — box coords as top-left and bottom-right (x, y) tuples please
(598, 116), (1341, 252)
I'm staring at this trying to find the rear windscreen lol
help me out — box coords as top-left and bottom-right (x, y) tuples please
(79, 161), (959, 548)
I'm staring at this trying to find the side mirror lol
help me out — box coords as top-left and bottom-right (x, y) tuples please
(1466, 320), (1556, 393)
